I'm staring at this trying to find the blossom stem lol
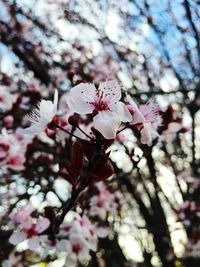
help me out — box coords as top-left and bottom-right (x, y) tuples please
(54, 123), (83, 140)
(76, 125), (93, 141)
(55, 184), (86, 233)
(117, 125), (128, 134)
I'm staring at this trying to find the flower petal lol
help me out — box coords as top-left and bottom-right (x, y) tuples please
(28, 236), (40, 251)
(67, 83), (96, 114)
(110, 102), (132, 122)
(99, 80), (121, 104)
(93, 111), (121, 139)
(39, 100), (54, 119)
(53, 89), (58, 113)
(140, 123), (159, 146)
(21, 123), (45, 137)
(9, 231), (26, 245)
(35, 217), (50, 233)
(127, 95), (144, 125)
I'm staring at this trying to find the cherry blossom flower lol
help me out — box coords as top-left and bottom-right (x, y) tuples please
(7, 154), (26, 171)
(0, 137), (9, 160)
(64, 234), (90, 266)
(9, 204), (33, 226)
(22, 89), (58, 137)
(0, 128), (30, 171)
(3, 115), (14, 128)
(89, 182), (117, 221)
(9, 217), (50, 251)
(127, 95), (162, 145)
(2, 253), (23, 267)
(67, 81), (132, 139)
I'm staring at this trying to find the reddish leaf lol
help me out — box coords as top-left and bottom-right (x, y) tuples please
(89, 153), (114, 182)
(68, 140), (84, 180)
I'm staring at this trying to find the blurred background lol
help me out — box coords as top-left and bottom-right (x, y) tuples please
(0, 0), (200, 267)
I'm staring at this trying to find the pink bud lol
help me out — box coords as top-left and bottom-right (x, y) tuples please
(3, 115), (14, 127)
(180, 127), (189, 133)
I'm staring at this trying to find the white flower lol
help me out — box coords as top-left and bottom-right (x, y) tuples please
(9, 204), (33, 226)
(64, 234), (90, 266)
(2, 253), (23, 267)
(67, 81), (131, 139)
(127, 95), (162, 146)
(22, 90), (58, 137)
(140, 122), (159, 146)
(0, 128), (31, 171)
(9, 217), (50, 251)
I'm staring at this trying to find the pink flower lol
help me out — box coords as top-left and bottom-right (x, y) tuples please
(9, 204), (33, 226)
(0, 128), (30, 171)
(22, 90), (58, 137)
(2, 253), (23, 267)
(89, 182), (117, 220)
(67, 81), (131, 139)
(9, 217), (50, 251)
(7, 154), (25, 171)
(127, 95), (162, 145)
(64, 234), (90, 266)
(0, 139), (9, 160)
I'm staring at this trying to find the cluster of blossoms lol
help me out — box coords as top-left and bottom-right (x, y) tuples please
(177, 200), (200, 227)
(89, 181), (125, 221)
(2, 80), (164, 266)
(5, 181), (126, 266)
(2, 253), (23, 267)
(49, 212), (101, 266)
(0, 128), (31, 171)
(9, 204), (50, 251)
(21, 80), (162, 146)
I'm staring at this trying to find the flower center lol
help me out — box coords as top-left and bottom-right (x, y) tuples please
(93, 99), (109, 111)
(27, 225), (37, 238)
(0, 142), (9, 152)
(8, 156), (21, 166)
(72, 243), (82, 254)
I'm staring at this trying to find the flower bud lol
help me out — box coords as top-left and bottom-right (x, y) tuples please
(3, 115), (14, 127)
(68, 115), (80, 127)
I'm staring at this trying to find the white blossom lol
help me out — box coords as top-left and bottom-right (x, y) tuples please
(67, 81), (131, 139)
(22, 90), (58, 137)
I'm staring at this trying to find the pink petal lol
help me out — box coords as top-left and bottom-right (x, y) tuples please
(28, 236), (40, 251)
(99, 80), (121, 104)
(140, 123), (159, 146)
(127, 95), (144, 125)
(110, 102), (132, 122)
(21, 123), (44, 137)
(67, 83), (96, 114)
(35, 217), (50, 233)
(93, 111), (121, 139)
(9, 231), (26, 245)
